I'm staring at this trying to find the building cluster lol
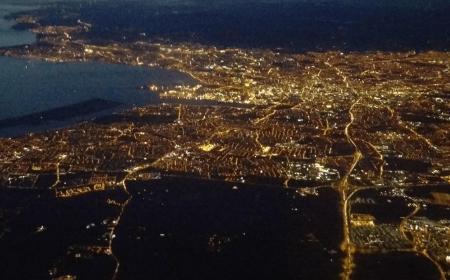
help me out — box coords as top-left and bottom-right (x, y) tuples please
(0, 10), (449, 275)
(404, 217), (450, 277)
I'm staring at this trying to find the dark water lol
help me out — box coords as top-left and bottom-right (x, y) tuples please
(0, 2), (448, 279)
(0, 57), (192, 136)
(0, 5), (35, 47)
(29, 1), (450, 52)
(0, 4), (193, 137)
(0, 57), (190, 117)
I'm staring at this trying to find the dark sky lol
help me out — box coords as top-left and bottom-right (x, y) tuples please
(4, 0), (450, 9)
(3, 0), (449, 52)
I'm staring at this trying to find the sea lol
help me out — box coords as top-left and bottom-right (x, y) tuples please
(0, 3), (445, 280)
(0, 3), (192, 137)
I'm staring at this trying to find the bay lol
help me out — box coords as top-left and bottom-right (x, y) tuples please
(0, 4), (192, 137)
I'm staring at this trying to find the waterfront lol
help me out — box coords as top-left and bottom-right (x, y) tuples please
(0, 2), (449, 279)
(0, 4), (192, 137)
(0, 4), (35, 47)
(0, 56), (191, 136)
